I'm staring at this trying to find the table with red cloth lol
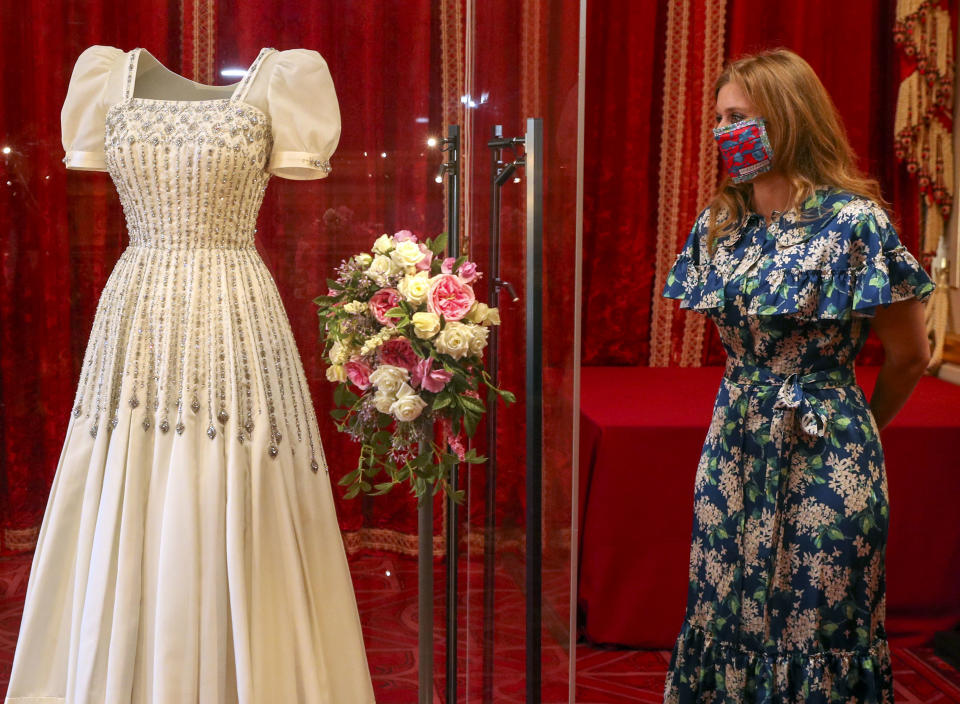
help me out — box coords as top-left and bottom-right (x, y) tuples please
(577, 365), (960, 649)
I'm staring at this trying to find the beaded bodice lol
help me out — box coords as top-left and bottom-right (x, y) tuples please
(104, 49), (273, 249)
(70, 47), (326, 473)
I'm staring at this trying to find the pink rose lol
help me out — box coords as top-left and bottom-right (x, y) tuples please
(415, 243), (434, 272)
(458, 261), (479, 283)
(394, 229), (417, 243)
(441, 257), (456, 274)
(345, 360), (374, 390)
(412, 357), (453, 393)
(369, 288), (402, 326)
(380, 337), (420, 371)
(427, 274), (476, 322)
(441, 417), (467, 461)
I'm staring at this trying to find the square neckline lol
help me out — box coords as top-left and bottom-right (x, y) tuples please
(129, 47), (266, 104)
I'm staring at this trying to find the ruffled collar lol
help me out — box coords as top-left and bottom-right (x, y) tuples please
(719, 185), (856, 251)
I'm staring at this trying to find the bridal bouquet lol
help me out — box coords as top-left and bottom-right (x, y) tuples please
(315, 229), (515, 501)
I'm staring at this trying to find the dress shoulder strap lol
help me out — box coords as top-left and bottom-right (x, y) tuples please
(121, 48), (143, 102)
(231, 48), (276, 103)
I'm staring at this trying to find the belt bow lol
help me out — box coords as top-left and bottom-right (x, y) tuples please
(772, 371), (831, 438)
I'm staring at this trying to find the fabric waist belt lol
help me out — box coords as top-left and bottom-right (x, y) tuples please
(723, 360), (857, 438)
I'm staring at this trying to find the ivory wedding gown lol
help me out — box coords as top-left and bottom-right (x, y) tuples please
(5, 45), (375, 703)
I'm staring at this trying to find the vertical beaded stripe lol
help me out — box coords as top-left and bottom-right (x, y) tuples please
(72, 47), (325, 474)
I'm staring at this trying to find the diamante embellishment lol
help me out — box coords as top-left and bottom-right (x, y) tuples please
(310, 459), (319, 473)
(90, 425), (98, 438)
(218, 409), (229, 423)
(268, 445), (278, 458)
(110, 416), (119, 429)
(160, 419), (170, 433)
(129, 395), (139, 408)
(142, 418), (151, 431)
(191, 398), (200, 413)
(73, 406), (82, 418)
(207, 424), (217, 439)
(176, 422), (185, 435)
(245, 419), (255, 434)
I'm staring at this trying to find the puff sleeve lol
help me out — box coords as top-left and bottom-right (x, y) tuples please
(661, 207), (726, 312)
(846, 200), (936, 317)
(266, 49), (341, 180)
(61, 45), (123, 171)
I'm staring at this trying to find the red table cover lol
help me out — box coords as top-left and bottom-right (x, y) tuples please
(578, 366), (960, 648)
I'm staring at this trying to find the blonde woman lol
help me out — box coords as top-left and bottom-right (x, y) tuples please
(661, 48), (935, 702)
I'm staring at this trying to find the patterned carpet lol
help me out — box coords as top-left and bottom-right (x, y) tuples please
(0, 551), (958, 702)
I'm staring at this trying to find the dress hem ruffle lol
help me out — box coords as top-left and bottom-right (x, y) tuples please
(663, 621), (894, 703)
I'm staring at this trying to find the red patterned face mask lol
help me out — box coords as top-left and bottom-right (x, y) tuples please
(713, 117), (774, 183)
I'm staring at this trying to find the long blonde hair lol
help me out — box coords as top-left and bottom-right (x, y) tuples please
(706, 48), (886, 253)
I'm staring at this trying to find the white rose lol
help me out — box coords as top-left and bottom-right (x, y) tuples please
(483, 307), (501, 326)
(368, 364), (409, 396)
(390, 240), (426, 269)
(372, 234), (394, 254)
(467, 324), (489, 356)
(354, 252), (373, 267)
(373, 389), (396, 414)
(434, 321), (471, 360)
(365, 254), (400, 286)
(411, 311), (441, 339)
(390, 382), (428, 422)
(399, 271), (431, 306)
(325, 364), (347, 383)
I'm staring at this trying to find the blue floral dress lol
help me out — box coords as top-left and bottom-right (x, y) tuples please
(660, 186), (936, 703)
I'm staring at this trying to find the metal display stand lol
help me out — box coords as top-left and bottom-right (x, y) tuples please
(482, 118), (543, 704)
(420, 125), (461, 704)
(419, 118), (542, 704)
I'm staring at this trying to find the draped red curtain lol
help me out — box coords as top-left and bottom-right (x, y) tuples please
(0, 0), (449, 554)
(582, 0), (929, 368)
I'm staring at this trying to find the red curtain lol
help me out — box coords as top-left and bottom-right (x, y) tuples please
(0, 0), (447, 554)
(582, 0), (927, 367)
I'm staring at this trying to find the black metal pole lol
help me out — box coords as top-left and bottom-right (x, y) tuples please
(482, 124), (504, 704)
(524, 117), (543, 704)
(444, 124), (460, 704)
(418, 487), (433, 704)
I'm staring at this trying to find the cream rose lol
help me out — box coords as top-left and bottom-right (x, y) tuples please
(467, 324), (489, 356)
(372, 234), (394, 254)
(365, 254), (400, 286)
(434, 321), (471, 359)
(483, 307), (501, 326)
(467, 302), (489, 324)
(325, 364), (347, 383)
(354, 252), (373, 267)
(368, 364), (409, 396)
(328, 340), (348, 365)
(373, 389), (396, 414)
(411, 311), (441, 339)
(390, 240), (426, 269)
(399, 271), (432, 306)
(390, 382), (428, 422)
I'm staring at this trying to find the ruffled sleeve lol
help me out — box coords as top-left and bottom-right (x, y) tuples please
(266, 49), (341, 180)
(661, 207), (726, 311)
(844, 200), (936, 316)
(61, 45), (123, 171)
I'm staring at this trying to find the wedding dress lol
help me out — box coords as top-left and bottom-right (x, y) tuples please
(5, 44), (375, 703)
